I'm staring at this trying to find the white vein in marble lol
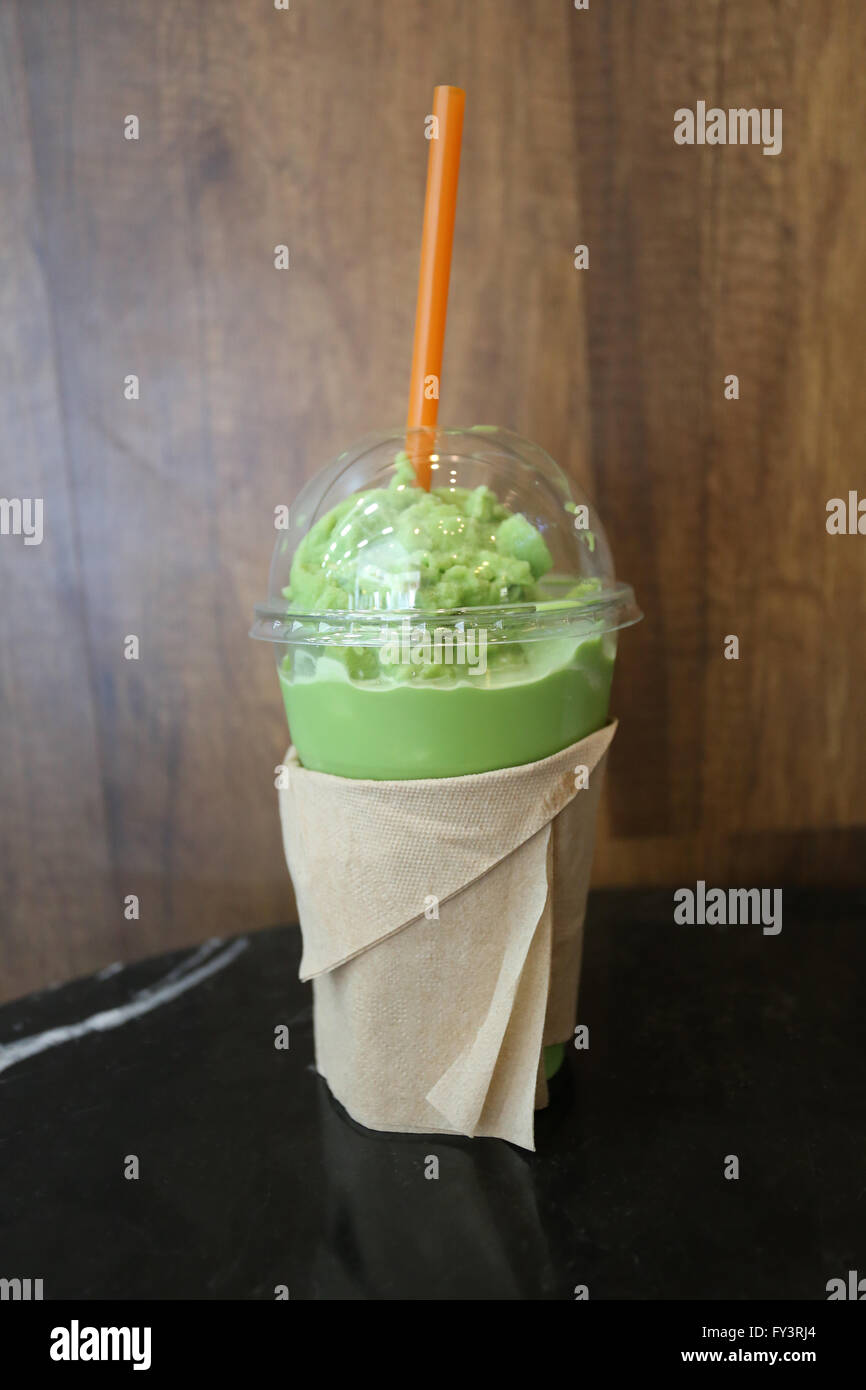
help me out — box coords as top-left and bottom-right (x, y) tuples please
(0, 937), (249, 1076)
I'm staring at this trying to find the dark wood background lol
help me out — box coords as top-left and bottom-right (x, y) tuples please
(2, 0), (865, 1002)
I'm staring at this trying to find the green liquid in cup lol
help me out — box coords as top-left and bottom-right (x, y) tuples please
(280, 633), (613, 780)
(269, 460), (626, 1086)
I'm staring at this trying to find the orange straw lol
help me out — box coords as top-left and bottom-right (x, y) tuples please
(406, 85), (465, 489)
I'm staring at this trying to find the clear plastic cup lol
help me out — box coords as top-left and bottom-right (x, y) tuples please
(252, 426), (641, 780)
(252, 426), (642, 1083)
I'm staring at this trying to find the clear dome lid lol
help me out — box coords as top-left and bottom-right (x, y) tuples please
(251, 426), (641, 648)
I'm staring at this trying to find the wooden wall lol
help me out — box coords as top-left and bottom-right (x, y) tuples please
(2, 0), (865, 1001)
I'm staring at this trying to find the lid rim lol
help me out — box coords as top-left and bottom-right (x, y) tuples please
(250, 583), (642, 645)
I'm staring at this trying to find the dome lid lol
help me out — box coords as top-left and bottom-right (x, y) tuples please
(252, 425), (641, 647)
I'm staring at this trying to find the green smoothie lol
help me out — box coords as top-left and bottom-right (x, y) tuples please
(278, 457), (614, 779)
(280, 632), (612, 780)
(256, 435), (637, 1091)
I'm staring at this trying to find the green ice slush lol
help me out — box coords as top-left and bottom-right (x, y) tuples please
(277, 457), (615, 779)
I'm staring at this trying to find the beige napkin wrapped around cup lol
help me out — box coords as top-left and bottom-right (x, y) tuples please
(278, 721), (616, 1151)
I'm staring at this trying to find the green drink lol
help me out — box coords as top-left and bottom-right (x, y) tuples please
(279, 632), (614, 781)
(253, 427), (641, 1084)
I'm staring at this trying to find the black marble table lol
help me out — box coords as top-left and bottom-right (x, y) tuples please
(1, 889), (864, 1300)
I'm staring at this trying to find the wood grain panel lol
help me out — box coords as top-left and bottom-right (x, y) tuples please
(0, 2), (116, 994)
(1, 0), (864, 1001)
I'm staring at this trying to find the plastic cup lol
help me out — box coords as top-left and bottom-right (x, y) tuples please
(252, 426), (642, 1078)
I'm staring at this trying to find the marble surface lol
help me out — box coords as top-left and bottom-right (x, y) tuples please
(1, 889), (863, 1300)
